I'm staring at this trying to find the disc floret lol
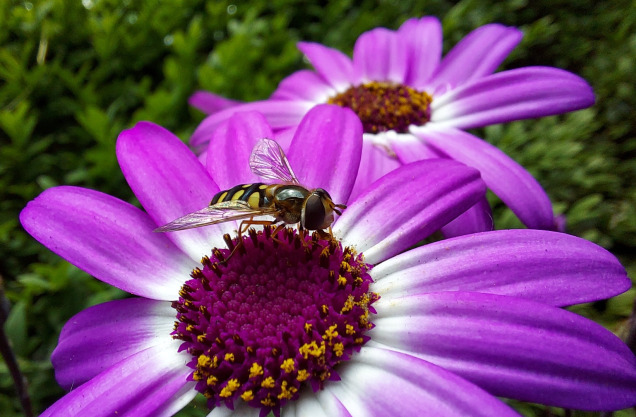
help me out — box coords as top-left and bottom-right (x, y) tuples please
(328, 81), (433, 134)
(172, 226), (378, 416)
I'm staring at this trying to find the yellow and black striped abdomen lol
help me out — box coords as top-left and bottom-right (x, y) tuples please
(210, 183), (269, 209)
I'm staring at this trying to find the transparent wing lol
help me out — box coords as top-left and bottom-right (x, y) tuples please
(249, 138), (299, 184)
(154, 200), (279, 232)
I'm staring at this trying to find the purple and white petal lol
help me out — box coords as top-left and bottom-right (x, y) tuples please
(386, 132), (443, 163)
(371, 229), (630, 306)
(297, 42), (355, 91)
(189, 90), (242, 115)
(430, 67), (595, 129)
(271, 69), (336, 103)
(20, 186), (192, 299)
(415, 126), (555, 230)
(370, 292), (636, 410)
(287, 105), (363, 205)
(41, 343), (193, 417)
(440, 197), (494, 237)
(398, 17), (443, 88)
(207, 404), (259, 417)
(348, 135), (402, 202)
(327, 346), (521, 416)
(53, 298), (175, 389)
(117, 121), (232, 259)
(286, 390), (349, 417)
(427, 24), (522, 91)
(191, 101), (313, 149)
(353, 28), (408, 84)
(206, 111), (274, 189)
(334, 159), (486, 264)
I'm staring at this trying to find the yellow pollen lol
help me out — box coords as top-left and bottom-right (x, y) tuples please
(277, 381), (298, 400)
(207, 375), (218, 386)
(297, 369), (310, 382)
(334, 342), (344, 357)
(281, 358), (295, 373)
(304, 322), (313, 333)
(196, 334), (206, 343)
(261, 396), (276, 407)
(338, 274), (348, 286)
(341, 295), (355, 313)
(340, 261), (352, 273)
(185, 324), (194, 332)
(219, 379), (240, 397)
(321, 304), (329, 314)
(299, 341), (326, 359)
(224, 353), (235, 362)
(197, 354), (212, 368)
(319, 370), (331, 381)
(346, 324), (355, 335)
(241, 390), (254, 401)
(323, 324), (339, 343)
(261, 376), (276, 389)
(192, 370), (203, 381)
(355, 337), (364, 344)
(249, 362), (264, 378)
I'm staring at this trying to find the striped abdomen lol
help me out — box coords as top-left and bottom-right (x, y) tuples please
(210, 183), (270, 209)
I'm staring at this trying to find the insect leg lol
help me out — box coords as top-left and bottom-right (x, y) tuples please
(224, 218), (278, 263)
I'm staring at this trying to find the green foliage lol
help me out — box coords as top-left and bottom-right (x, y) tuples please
(0, 0), (634, 416)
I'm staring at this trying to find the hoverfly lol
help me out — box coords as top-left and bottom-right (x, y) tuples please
(154, 138), (346, 245)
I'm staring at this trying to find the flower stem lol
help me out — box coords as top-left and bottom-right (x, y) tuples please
(0, 275), (33, 417)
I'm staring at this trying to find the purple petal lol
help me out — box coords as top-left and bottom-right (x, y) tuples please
(270, 69), (336, 102)
(297, 42), (355, 91)
(430, 67), (595, 129)
(190, 100), (313, 149)
(414, 126), (554, 230)
(117, 121), (232, 259)
(328, 346), (521, 416)
(428, 24), (522, 90)
(41, 343), (193, 417)
(189, 90), (242, 115)
(348, 137), (402, 202)
(397, 17), (443, 88)
(370, 292), (636, 410)
(353, 27), (408, 84)
(287, 105), (363, 205)
(440, 197), (494, 237)
(371, 229), (630, 306)
(53, 298), (174, 389)
(206, 111), (274, 189)
(334, 159), (486, 265)
(20, 186), (192, 299)
(273, 126), (296, 152)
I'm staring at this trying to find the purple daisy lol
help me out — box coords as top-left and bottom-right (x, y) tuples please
(21, 106), (635, 416)
(189, 17), (594, 235)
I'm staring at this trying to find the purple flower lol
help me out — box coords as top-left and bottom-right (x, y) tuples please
(21, 106), (635, 416)
(190, 17), (594, 235)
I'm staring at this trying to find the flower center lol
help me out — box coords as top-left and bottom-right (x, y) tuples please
(172, 226), (378, 415)
(327, 81), (432, 134)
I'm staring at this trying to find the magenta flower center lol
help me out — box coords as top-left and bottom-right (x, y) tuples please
(327, 81), (432, 134)
(172, 226), (378, 416)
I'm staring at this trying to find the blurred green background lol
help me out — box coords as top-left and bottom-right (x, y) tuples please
(1, 0), (635, 416)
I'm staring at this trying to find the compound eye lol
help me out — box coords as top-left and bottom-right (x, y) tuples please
(301, 193), (327, 230)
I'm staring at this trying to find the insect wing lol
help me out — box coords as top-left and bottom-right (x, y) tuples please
(249, 138), (299, 184)
(154, 201), (277, 232)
